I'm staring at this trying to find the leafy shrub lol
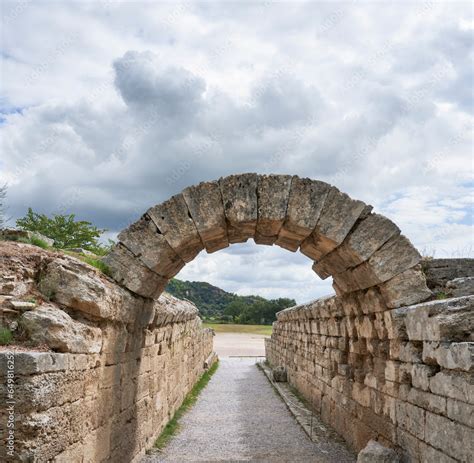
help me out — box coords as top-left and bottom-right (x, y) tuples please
(17, 208), (106, 251)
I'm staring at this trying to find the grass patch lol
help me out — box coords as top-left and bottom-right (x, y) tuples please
(81, 255), (111, 276)
(203, 322), (272, 336)
(0, 327), (13, 345)
(436, 291), (447, 300)
(29, 236), (50, 249)
(154, 360), (219, 450)
(63, 250), (111, 276)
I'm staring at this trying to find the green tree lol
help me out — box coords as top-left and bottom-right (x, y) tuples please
(16, 208), (107, 251)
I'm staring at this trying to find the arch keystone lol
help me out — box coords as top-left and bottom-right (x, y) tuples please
(219, 173), (258, 243)
(254, 174), (292, 245)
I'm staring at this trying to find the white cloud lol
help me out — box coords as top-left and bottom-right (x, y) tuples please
(1, 1), (472, 302)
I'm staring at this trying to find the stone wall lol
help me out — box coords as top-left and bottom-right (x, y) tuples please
(0, 243), (214, 462)
(422, 258), (474, 297)
(266, 261), (474, 462)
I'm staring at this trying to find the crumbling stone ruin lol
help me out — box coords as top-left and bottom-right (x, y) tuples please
(0, 173), (472, 462)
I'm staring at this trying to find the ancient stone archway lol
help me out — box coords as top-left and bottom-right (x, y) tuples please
(105, 173), (431, 308)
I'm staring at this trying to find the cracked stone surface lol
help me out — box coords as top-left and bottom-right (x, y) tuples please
(143, 358), (355, 463)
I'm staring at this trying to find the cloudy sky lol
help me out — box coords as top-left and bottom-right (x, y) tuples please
(1, 1), (472, 303)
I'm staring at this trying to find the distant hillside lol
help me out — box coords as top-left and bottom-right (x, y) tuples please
(165, 278), (295, 325)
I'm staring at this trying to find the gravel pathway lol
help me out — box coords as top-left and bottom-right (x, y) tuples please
(143, 358), (355, 463)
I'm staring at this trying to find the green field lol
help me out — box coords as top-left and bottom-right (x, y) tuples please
(203, 323), (272, 336)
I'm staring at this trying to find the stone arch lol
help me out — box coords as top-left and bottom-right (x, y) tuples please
(104, 173), (431, 309)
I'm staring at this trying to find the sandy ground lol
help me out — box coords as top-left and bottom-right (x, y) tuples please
(212, 332), (268, 357)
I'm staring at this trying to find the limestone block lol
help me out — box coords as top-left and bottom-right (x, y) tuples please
(424, 411), (473, 462)
(314, 213), (399, 278)
(396, 401), (425, 440)
(423, 342), (473, 371)
(147, 194), (204, 262)
(301, 187), (368, 261)
(446, 397), (474, 428)
(39, 256), (141, 323)
(411, 364), (438, 391)
(446, 276), (474, 297)
(384, 307), (411, 340)
(403, 296), (474, 342)
(0, 352), (68, 375)
(0, 228), (55, 247)
(104, 244), (167, 298)
(406, 387), (446, 415)
(429, 370), (474, 404)
(254, 174), (292, 244)
(20, 304), (102, 353)
(118, 214), (184, 277)
(219, 173), (258, 243)
(357, 439), (399, 463)
(276, 177), (331, 251)
(379, 267), (432, 309)
(182, 180), (229, 253)
(420, 443), (458, 463)
(341, 236), (422, 292)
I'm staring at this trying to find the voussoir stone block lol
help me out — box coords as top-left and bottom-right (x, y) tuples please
(104, 244), (167, 298)
(254, 174), (292, 245)
(182, 180), (229, 253)
(219, 173), (258, 243)
(276, 176), (331, 252)
(379, 267), (432, 309)
(336, 235), (422, 292)
(147, 194), (204, 262)
(118, 214), (184, 278)
(314, 213), (399, 278)
(301, 187), (369, 261)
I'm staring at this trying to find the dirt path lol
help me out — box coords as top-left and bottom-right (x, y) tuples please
(143, 358), (355, 463)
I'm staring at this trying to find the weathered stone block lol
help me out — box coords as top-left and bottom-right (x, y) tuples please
(21, 304), (102, 353)
(148, 194), (204, 262)
(277, 177), (331, 251)
(315, 213), (399, 278)
(425, 410), (473, 462)
(429, 370), (473, 404)
(423, 342), (473, 371)
(219, 173), (258, 243)
(446, 397), (474, 428)
(446, 276), (474, 298)
(357, 439), (399, 463)
(396, 401), (425, 439)
(407, 387), (446, 415)
(118, 214), (185, 277)
(379, 267), (432, 309)
(411, 364), (438, 391)
(404, 296), (474, 342)
(182, 180), (229, 253)
(104, 244), (167, 298)
(254, 174), (292, 244)
(345, 236), (421, 291)
(302, 187), (368, 261)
